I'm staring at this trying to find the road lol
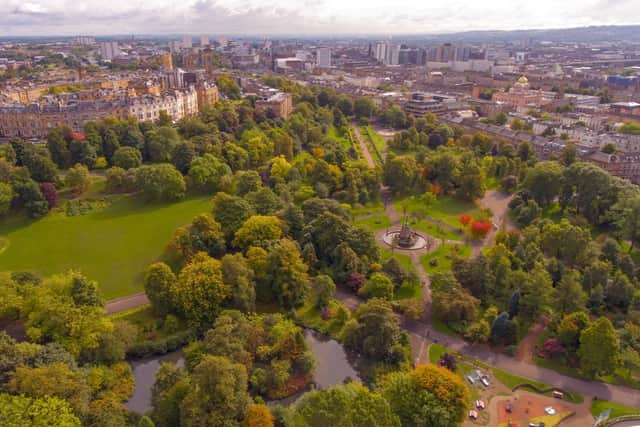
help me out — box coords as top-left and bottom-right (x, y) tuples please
(104, 292), (149, 314)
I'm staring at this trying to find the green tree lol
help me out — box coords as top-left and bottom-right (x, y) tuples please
(171, 253), (229, 327)
(457, 157), (485, 201)
(615, 196), (640, 252)
(221, 253), (256, 313)
(112, 146), (142, 169)
(233, 215), (283, 250)
(0, 183), (13, 216)
(522, 161), (563, 205)
(144, 263), (176, 316)
(213, 192), (256, 240)
(188, 154), (232, 194)
(557, 311), (590, 353)
(359, 272), (394, 300)
(135, 163), (186, 202)
(145, 126), (180, 163)
(554, 270), (587, 315)
(379, 364), (469, 427)
(384, 155), (417, 194)
(0, 394), (81, 427)
(342, 298), (402, 360)
(578, 316), (619, 377)
(188, 213), (226, 258)
(172, 141), (196, 174)
(216, 74), (242, 99)
(288, 383), (399, 427)
(266, 239), (309, 309)
(180, 355), (250, 426)
(353, 97), (376, 119)
(64, 163), (91, 194)
(313, 275), (336, 309)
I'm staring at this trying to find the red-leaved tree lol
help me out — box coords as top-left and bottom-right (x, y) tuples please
(470, 220), (492, 239)
(39, 182), (57, 209)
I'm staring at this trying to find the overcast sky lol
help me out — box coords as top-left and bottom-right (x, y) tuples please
(1, 0), (638, 36)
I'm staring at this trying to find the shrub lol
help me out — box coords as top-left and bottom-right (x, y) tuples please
(470, 220), (492, 239)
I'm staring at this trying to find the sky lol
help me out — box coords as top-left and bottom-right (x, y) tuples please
(0, 0), (638, 36)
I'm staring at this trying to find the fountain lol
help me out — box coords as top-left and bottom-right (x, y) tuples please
(382, 215), (430, 250)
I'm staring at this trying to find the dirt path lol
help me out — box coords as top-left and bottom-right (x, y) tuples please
(351, 124), (377, 168)
(516, 317), (549, 363)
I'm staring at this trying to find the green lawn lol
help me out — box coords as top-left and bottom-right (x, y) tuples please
(393, 281), (422, 300)
(327, 125), (353, 151)
(110, 305), (188, 342)
(351, 201), (386, 216)
(380, 248), (414, 273)
(410, 218), (464, 241)
(0, 195), (212, 299)
(591, 399), (640, 418)
(354, 214), (392, 232)
(420, 243), (472, 274)
(394, 195), (482, 231)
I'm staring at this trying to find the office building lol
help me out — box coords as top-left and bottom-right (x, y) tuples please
(182, 35), (193, 49)
(200, 34), (209, 47)
(316, 47), (331, 68)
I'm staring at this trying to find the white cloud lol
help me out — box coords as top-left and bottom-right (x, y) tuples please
(0, 0), (638, 35)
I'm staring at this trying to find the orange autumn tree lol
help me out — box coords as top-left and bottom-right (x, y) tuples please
(458, 213), (472, 226)
(242, 404), (274, 427)
(470, 220), (492, 239)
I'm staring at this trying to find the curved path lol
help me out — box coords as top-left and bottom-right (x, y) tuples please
(105, 292), (149, 314)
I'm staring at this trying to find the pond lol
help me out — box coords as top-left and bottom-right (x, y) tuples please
(126, 329), (360, 414)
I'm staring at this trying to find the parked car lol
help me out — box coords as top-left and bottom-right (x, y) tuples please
(469, 410), (478, 420)
(529, 423), (545, 427)
(466, 375), (475, 385)
(552, 391), (563, 399)
(544, 407), (556, 415)
(475, 400), (486, 409)
(506, 403), (513, 413)
(480, 377), (490, 387)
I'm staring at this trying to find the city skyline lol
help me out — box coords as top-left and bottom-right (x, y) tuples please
(1, 0), (639, 36)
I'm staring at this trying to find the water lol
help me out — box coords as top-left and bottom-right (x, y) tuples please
(303, 329), (360, 389)
(126, 351), (184, 414)
(126, 329), (359, 414)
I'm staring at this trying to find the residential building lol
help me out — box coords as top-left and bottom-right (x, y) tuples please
(255, 92), (293, 118)
(492, 76), (549, 109)
(182, 36), (193, 49)
(200, 34), (209, 47)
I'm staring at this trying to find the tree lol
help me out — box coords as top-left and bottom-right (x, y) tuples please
(216, 74), (242, 99)
(64, 163), (91, 194)
(490, 312), (517, 345)
(359, 272), (394, 300)
(288, 383), (399, 427)
(578, 317), (619, 377)
(47, 129), (72, 169)
(180, 355), (250, 426)
(171, 253), (229, 327)
(266, 239), (309, 309)
(172, 142), (196, 174)
(213, 192), (256, 240)
(522, 161), (563, 205)
(144, 263), (176, 316)
(457, 158), (485, 201)
(554, 270), (587, 315)
(432, 285), (479, 323)
(379, 364), (469, 427)
(14, 178), (49, 218)
(0, 183), (13, 215)
(342, 298), (402, 361)
(560, 143), (577, 166)
(135, 164), (186, 202)
(616, 196), (640, 252)
(188, 213), (226, 258)
(188, 154), (231, 194)
(313, 275), (335, 309)
(221, 253), (256, 313)
(0, 394), (81, 427)
(243, 404), (274, 427)
(384, 155), (417, 194)
(145, 126), (180, 163)
(353, 97), (376, 119)
(557, 311), (590, 353)
(39, 182), (57, 209)
(112, 146), (142, 169)
(9, 363), (91, 418)
(236, 170), (262, 196)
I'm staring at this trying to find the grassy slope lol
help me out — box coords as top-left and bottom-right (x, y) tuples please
(0, 195), (212, 299)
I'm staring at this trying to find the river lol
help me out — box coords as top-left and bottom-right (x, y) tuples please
(126, 329), (360, 414)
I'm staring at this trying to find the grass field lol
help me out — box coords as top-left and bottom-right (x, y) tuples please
(354, 214), (392, 231)
(590, 399), (640, 418)
(327, 125), (353, 152)
(420, 243), (472, 274)
(0, 195), (212, 299)
(410, 218), (464, 241)
(394, 195), (482, 231)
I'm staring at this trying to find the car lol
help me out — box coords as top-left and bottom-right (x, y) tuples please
(480, 377), (490, 387)
(506, 403), (513, 413)
(466, 375), (475, 385)
(529, 423), (545, 427)
(475, 400), (486, 409)
(552, 391), (563, 399)
(469, 410), (478, 420)
(544, 407), (556, 415)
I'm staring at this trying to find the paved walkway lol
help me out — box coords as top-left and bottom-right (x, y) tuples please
(104, 292), (149, 314)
